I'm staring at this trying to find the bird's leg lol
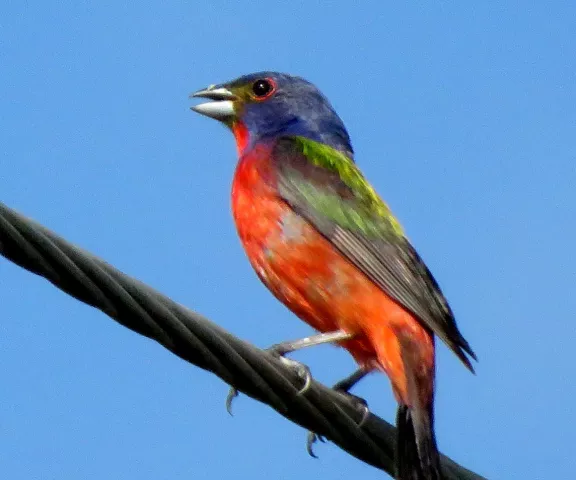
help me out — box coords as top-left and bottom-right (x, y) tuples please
(226, 330), (353, 415)
(306, 367), (371, 458)
(267, 330), (354, 355)
(333, 367), (370, 392)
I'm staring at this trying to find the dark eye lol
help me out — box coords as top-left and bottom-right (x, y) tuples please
(251, 78), (275, 99)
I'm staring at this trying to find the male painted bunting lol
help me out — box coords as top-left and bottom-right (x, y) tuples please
(191, 72), (476, 480)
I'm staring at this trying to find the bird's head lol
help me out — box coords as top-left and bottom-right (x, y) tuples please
(191, 71), (353, 157)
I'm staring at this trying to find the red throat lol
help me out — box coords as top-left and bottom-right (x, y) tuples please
(232, 121), (250, 156)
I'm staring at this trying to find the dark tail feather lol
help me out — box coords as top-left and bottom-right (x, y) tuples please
(396, 404), (442, 480)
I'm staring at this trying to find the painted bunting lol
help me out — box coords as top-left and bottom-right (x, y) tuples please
(191, 72), (476, 480)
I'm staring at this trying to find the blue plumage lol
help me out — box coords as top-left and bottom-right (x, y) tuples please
(222, 72), (354, 158)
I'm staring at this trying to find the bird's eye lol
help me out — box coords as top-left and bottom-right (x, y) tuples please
(251, 78), (275, 99)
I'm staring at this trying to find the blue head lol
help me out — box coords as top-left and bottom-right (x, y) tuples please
(191, 72), (353, 158)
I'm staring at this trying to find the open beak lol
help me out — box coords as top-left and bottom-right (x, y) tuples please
(190, 85), (237, 122)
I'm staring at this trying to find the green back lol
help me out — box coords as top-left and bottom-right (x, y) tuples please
(286, 136), (404, 239)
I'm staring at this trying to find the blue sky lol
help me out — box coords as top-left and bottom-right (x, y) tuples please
(1, 1), (575, 478)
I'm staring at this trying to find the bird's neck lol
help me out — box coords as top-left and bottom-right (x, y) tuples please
(232, 119), (354, 160)
(232, 121), (250, 157)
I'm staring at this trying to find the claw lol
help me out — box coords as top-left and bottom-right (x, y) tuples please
(304, 368), (371, 457)
(277, 355), (312, 394)
(223, 346), (313, 416)
(306, 431), (326, 458)
(353, 399), (370, 427)
(225, 387), (239, 415)
(339, 391), (370, 426)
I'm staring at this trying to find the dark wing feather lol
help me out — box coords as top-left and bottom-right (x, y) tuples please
(272, 137), (477, 372)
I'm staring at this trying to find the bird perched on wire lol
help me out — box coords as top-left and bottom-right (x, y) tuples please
(191, 72), (476, 480)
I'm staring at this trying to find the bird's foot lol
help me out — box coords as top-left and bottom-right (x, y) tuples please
(225, 344), (312, 415)
(306, 392), (370, 457)
(267, 344), (313, 394)
(344, 393), (370, 427)
(306, 369), (371, 458)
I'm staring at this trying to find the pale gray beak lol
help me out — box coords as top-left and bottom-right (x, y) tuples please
(190, 86), (237, 121)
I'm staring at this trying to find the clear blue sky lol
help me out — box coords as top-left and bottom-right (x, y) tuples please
(1, 2), (574, 478)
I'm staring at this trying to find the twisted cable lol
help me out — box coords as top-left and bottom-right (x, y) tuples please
(0, 202), (484, 479)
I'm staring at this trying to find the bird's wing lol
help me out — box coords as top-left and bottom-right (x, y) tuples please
(271, 136), (476, 371)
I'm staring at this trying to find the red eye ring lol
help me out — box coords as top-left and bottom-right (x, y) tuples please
(251, 78), (276, 100)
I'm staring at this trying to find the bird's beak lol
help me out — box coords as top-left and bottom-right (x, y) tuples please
(190, 85), (237, 122)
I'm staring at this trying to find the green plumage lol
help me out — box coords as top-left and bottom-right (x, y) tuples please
(272, 136), (477, 371)
(293, 137), (404, 237)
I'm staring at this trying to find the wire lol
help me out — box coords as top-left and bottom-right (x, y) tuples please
(0, 202), (484, 479)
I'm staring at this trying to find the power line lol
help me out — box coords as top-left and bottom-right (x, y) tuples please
(0, 202), (484, 479)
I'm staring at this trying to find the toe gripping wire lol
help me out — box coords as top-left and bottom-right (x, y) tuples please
(0, 203), (484, 480)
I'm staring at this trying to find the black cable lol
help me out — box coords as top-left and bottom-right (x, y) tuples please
(0, 202), (485, 479)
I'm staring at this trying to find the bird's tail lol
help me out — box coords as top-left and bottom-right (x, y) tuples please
(394, 326), (442, 480)
(396, 403), (442, 480)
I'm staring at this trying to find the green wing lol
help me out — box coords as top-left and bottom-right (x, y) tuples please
(272, 136), (477, 371)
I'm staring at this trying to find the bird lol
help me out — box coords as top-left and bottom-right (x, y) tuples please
(190, 72), (476, 480)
